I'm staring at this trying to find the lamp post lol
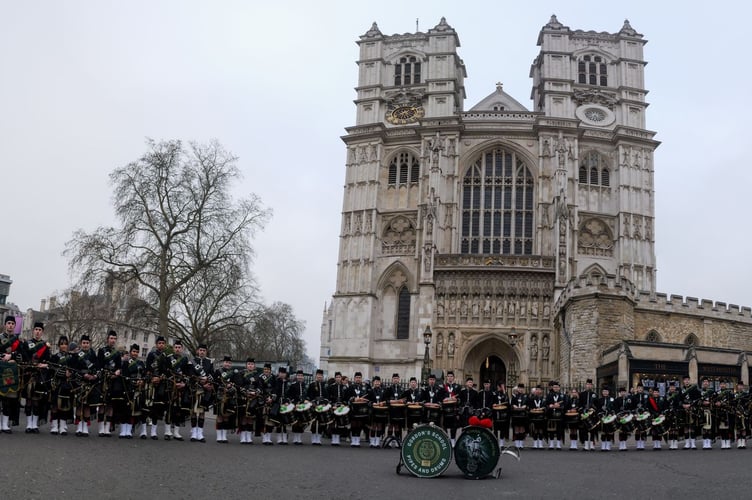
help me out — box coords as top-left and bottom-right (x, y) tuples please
(422, 325), (433, 386)
(508, 327), (518, 346)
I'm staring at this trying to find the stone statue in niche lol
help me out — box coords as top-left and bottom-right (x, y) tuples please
(543, 303), (550, 319)
(530, 335), (538, 361)
(531, 300), (539, 319)
(483, 295), (492, 317)
(471, 299), (480, 317)
(437, 299), (445, 318)
(447, 333), (455, 357)
(460, 297), (468, 316)
(542, 335), (550, 361)
(436, 333), (444, 356)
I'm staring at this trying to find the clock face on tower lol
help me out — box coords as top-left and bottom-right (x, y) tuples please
(386, 105), (424, 125)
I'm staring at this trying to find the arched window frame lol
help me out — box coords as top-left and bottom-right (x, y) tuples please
(394, 55), (422, 86)
(645, 330), (661, 343)
(396, 286), (411, 339)
(460, 148), (534, 255)
(579, 150), (611, 187)
(577, 54), (608, 87)
(387, 152), (420, 186)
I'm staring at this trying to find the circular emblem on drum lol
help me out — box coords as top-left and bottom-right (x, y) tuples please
(454, 426), (500, 479)
(400, 424), (453, 478)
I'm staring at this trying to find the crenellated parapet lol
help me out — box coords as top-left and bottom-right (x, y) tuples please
(553, 272), (638, 318)
(636, 290), (752, 322)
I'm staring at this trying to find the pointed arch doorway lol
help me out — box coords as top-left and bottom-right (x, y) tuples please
(479, 355), (506, 388)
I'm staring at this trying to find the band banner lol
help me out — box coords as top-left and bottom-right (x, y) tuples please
(0, 361), (20, 396)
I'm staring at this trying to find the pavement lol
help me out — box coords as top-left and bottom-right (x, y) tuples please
(2, 423), (749, 499)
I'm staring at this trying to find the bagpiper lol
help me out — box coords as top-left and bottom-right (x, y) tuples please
(189, 344), (214, 443)
(49, 335), (75, 435)
(23, 321), (51, 433)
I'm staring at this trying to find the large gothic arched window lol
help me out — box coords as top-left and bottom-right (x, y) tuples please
(461, 148), (534, 255)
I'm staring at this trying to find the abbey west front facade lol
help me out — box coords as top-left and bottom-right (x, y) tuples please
(320, 16), (752, 391)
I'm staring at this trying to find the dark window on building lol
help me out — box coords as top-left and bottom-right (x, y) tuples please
(396, 287), (411, 339)
(395, 56), (421, 86)
(461, 148), (534, 255)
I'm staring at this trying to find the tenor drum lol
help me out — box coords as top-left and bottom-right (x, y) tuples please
(398, 424), (453, 478)
(442, 398), (458, 415)
(315, 403), (333, 425)
(333, 405), (351, 427)
(617, 412), (635, 434)
(351, 398), (370, 420)
(423, 402), (442, 424)
(600, 414), (617, 434)
(510, 407), (528, 425)
(278, 402), (296, 425)
(634, 411), (652, 432)
(529, 408), (545, 422)
(372, 402), (389, 423)
(651, 414), (668, 435)
(388, 401), (406, 423)
(492, 404), (510, 423)
(407, 403), (424, 421)
(294, 402), (314, 424)
(455, 426), (501, 479)
(564, 410), (580, 426)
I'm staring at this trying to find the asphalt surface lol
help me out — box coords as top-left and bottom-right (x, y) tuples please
(3, 424), (750, 499)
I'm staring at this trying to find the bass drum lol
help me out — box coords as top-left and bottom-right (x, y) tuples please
(398, 424), (453, 478)
(454, 426), (501, 479)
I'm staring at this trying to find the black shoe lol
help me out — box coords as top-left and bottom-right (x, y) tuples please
(164, 435), (171, 441)
(2, 429), (12, 434)
(60, 431), (67, 436)
(174, 437), (183, 441)
(151, 435), (158, 440)
(26, 428), (33, 434)
(190, 437), (197, 442)
(199, 438), (206, 443)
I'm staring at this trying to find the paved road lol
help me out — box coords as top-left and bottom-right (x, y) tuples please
(3, 425), (750, 499)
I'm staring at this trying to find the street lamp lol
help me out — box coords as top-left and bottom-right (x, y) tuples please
(422, 325), (433, 386)
(508, 327), (518, 346)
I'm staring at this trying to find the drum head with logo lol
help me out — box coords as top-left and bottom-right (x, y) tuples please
(400, 424), (453, 478)
(454, 426), (500, 479)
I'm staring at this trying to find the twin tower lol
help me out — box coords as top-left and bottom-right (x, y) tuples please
(320, 16), (665, 389)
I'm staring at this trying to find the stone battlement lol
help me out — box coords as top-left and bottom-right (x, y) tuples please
(554, 273), (752, 322)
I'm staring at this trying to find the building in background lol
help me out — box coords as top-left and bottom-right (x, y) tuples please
(320, 16), (752, 390)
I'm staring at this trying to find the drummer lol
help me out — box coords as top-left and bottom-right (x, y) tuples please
(511, 383), (529, 449)
(286, 369), (308, 445)
(565, 388), (580, 450)
(545, 381), (565, 450)
(345, 371), (367, 447)
(401, 377), (424, 430)
(327, 372), (347, 446)
(595, 385), (614, 451)
(383, 373), (404, 447)
(613, 387), (632, 451)
(647, 386), (667, 450)
(306, 369), (328, 446)
(578, 378), (598, 451)
(441, 371), (461, 445)
(422, 374), (442, 425)
(527, 386), (546, 449)
(492, 381), (510, 448)
(366, 375), (385, 448)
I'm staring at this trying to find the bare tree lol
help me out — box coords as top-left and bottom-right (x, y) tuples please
(65, 139), (270, 344)
(168, 257), (261, 354)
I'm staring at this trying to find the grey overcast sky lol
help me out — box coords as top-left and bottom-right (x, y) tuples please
(2, 1), (750, 362)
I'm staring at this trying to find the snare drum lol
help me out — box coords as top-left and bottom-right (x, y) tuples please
(600, 414), (617, 434)
(333, 404), (351, 427)
(315, 403), (333, 425)
(634, 411), (652, 432)
(580, 408), (600, 431)
(294, 402), (313, 424)
(617, 412), (635, 434)
(350, 398), (370, 420)
(423, 402), (442, 424)
(651, 414), (668, 435)
(278, 402), (296, 425)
